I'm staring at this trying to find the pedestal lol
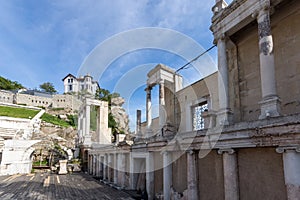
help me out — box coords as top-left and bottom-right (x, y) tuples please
(58, 160), (68, 175)
(259, 96), (281, 119)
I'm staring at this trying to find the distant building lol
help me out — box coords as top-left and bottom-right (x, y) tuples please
(62, 74), (99, 95)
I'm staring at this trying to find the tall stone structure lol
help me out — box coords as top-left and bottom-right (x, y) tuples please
(83, 0), (300, 199)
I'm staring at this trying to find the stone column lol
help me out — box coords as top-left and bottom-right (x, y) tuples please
(88, 155), (92, 175)
(187, 150), (199, 200)
(84, 103), (92, 145)
(276, 146), (300, 199)
(218, 149), (239, 200)
(108, 154), (113, 182)
(216, 34), (232, 125)
(159, 80), (166, 127)
(146, 152), (155, 200)
(136, 110), (142, 135)
(114, 153), (118, 185)
(129, 153), (135, 189)
(92, 154), (96, 176)
(255, 6), (280, 119)
(103, 154), (108, 181)
(163, 151), (172, 200)
(100, 156), (104, 179)
(145, 87), (152, 130)
(118, 153), (126, 188)
(96, 155), (100, 177)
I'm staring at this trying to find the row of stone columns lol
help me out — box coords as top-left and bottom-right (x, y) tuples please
(88, 153), (127, 188)
(88, 148), (300, 200)
(216, 4), (281, 124)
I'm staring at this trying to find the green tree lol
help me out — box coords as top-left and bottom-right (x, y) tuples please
(39, 82), (57, 94)
(95, 88), (121, 138)
(0, 76), (24, 90)
(95, 88), (120, 105)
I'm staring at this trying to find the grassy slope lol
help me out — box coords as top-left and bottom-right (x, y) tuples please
(0, 105), (75, 128)
(41, 113), (71, 127)
(0, 105), (39, 119)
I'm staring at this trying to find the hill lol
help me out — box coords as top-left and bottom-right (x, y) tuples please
(0, 76), (24, 90)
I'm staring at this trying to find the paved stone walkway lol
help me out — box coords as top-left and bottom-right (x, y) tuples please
(0, 173), (133, 200)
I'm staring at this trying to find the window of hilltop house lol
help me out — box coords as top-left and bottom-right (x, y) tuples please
(71, 78), (73, 83)
(192, 101), (208, 131)
(69, 85), (73, 91)
(68, 79), (70, 83)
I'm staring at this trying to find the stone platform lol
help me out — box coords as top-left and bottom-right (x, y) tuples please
(0, 172), (133, 200)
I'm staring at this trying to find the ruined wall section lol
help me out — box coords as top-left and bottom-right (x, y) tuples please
(229, 1), (300, 122)
(233, 23), (261, 122)
(176, 73), (218, 132)
(272, 0), (300, 115)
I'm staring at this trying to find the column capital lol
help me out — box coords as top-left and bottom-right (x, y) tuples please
(214, 33), (227, 43)
(276, 146), (300, 154)
(218, 148), (235, 155)
(186, 149), (198, 155)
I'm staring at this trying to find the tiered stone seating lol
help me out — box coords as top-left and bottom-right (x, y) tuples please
(0, 127), (17, 139)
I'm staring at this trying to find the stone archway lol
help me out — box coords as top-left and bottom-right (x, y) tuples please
(0, 140), (40, 175)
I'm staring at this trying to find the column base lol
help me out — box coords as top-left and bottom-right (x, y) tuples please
(217, 108), (233, 126)
(259, 96), (281, 119)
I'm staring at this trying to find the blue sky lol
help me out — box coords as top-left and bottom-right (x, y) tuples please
(0, 0), (233, 131)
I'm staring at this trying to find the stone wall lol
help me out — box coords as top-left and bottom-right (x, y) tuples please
(172, 152), (187, 193)
(198, 150), (224, 200)
(238, 148), (286, 200)
(0, 91), (14, 104)
(0, 93), (82, 112)
(228, 0), (300, 122)
(176, 72), (218, 132)
(16, 93), (53, 108)
(272, 0), (300, 116)
(52, 94), (82, 111)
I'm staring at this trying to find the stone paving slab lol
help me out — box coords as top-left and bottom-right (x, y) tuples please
(0, 173), (133, 200)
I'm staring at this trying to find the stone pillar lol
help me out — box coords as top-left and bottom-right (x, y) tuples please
(96, 155), (100, 177)
(129, 153), (135, 189)
(84, 104), (92, 145)
(216, 34), (232, 125)
(100, 156), (105, 180)
(163, 151), (172, 200)
(88, 155), (92, 175)
(255, 6), (280, 119)
(118, 153), (126, 188)
(93, 155), (96, 176)
(103, 154), (108, 181)
(136, 110), (142, 135)
(146, 87), (152, 130)
(276, 146), (300, 199)
(187, 150), (199, 200)
(108, 154), (113, 182)
(218, 149), (239, 200)
(159, 80), (166, 127)
(146, 152), (155, 200)
(114, 153), (118, 185)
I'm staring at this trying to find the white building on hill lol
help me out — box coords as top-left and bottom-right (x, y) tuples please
(62, 74), (99, 95)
